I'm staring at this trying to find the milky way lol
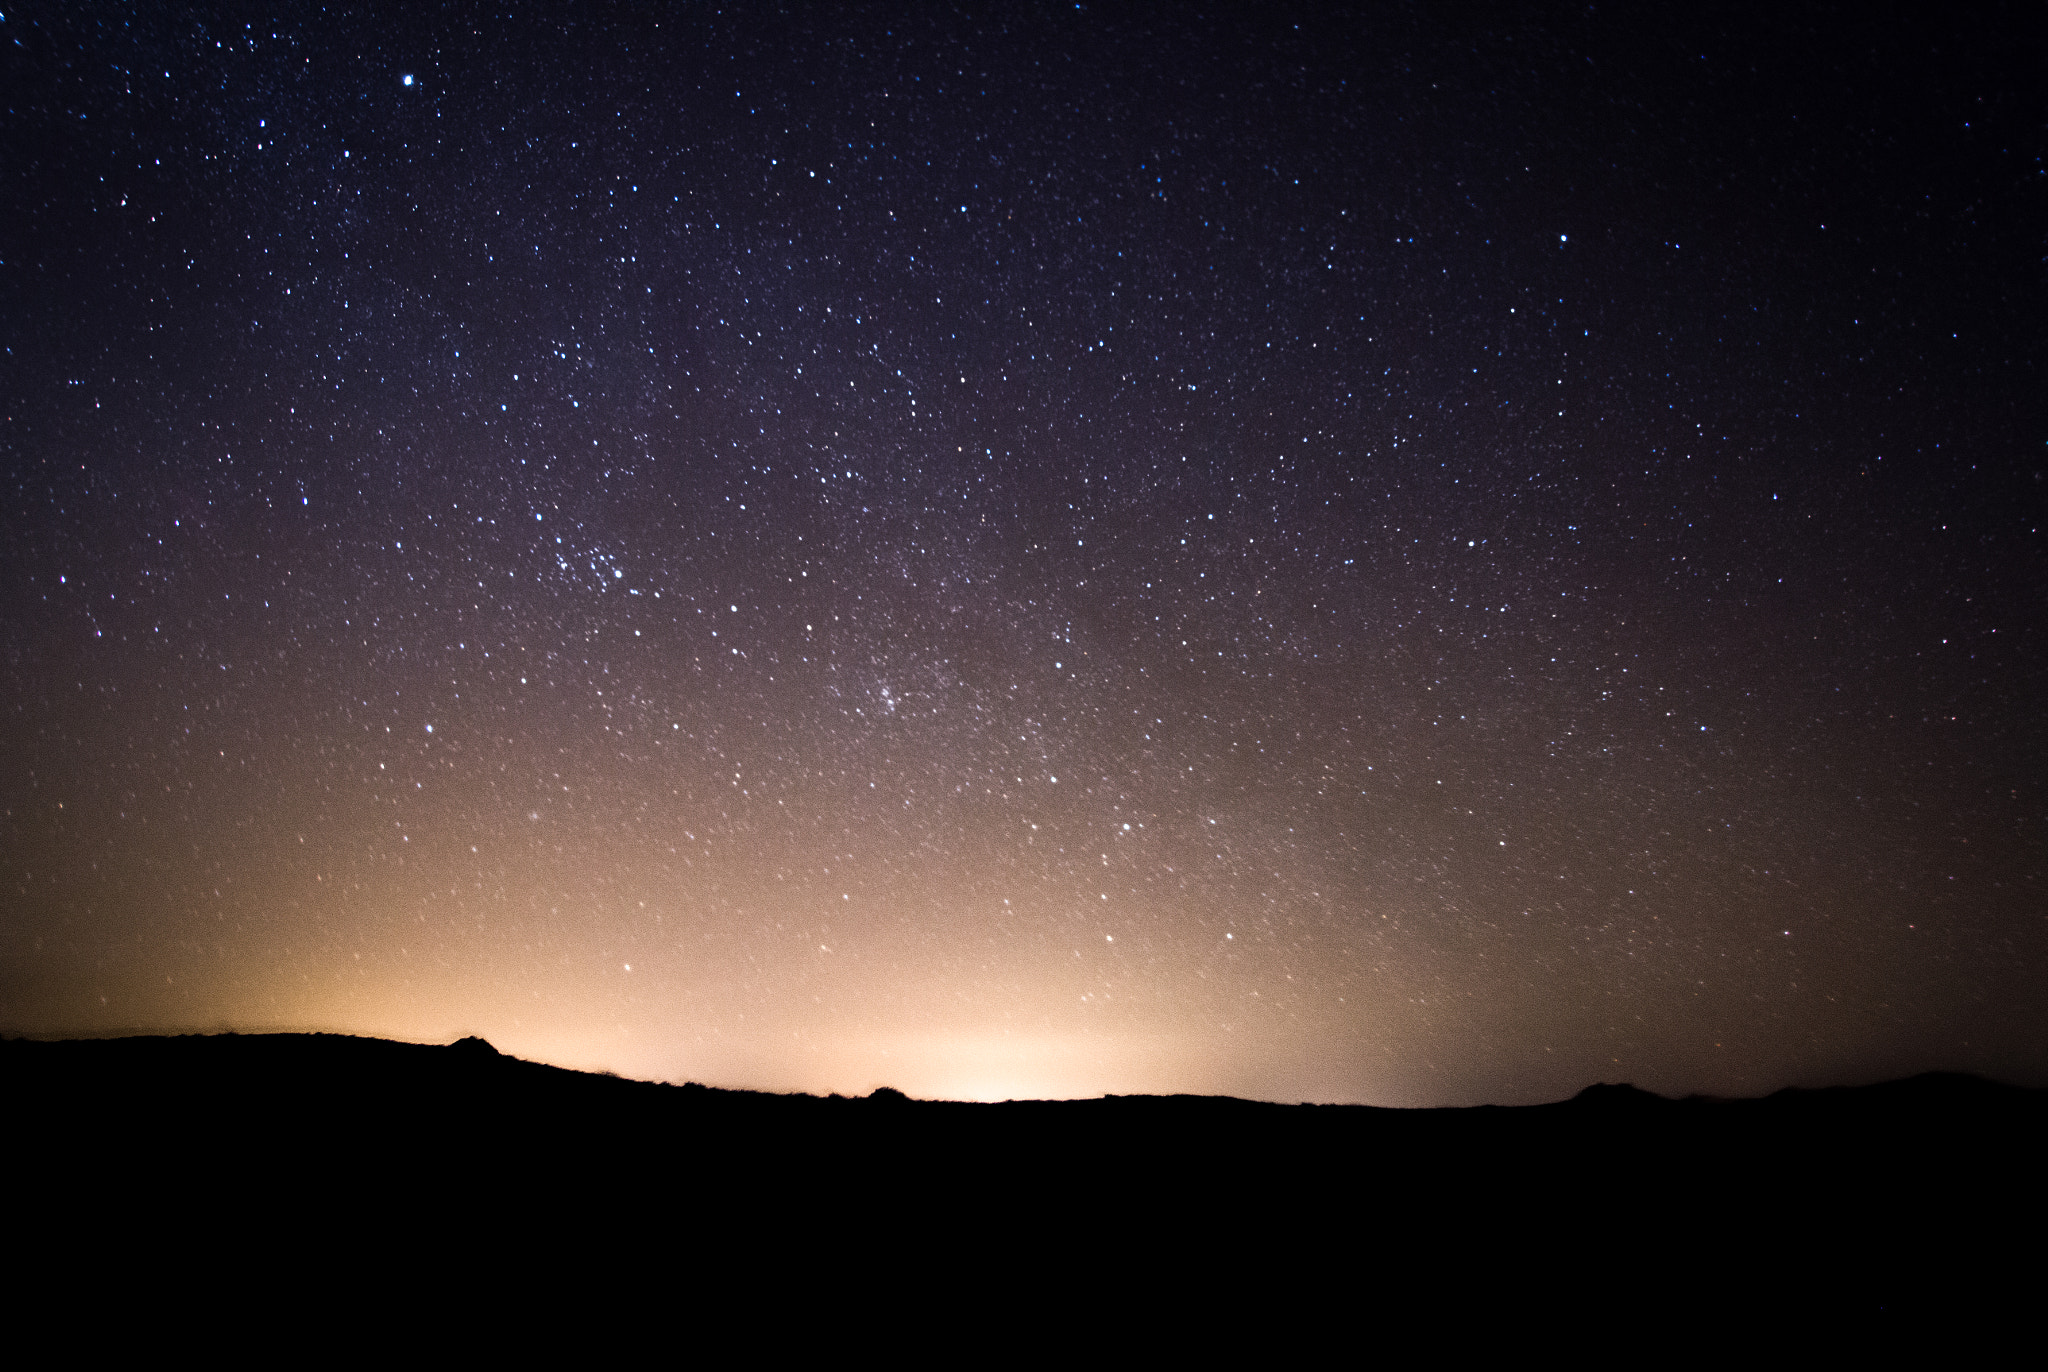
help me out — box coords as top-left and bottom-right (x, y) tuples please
(3, 5), (2041, 1103)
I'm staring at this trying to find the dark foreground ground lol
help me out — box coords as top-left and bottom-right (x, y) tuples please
(7, 1033), (2041, 1337)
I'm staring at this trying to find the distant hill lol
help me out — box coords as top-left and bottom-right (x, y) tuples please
(6, 1032), (2040, 1324)
(12, 1028), (2037, 1112)
(8, 1030), (2039, 1167)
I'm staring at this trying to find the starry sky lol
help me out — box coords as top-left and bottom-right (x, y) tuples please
(3, 3), (2042, 1105)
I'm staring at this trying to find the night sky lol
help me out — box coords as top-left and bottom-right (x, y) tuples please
(4, 4), (2041, 1105)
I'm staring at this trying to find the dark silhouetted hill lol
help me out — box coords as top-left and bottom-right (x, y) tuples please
(5, 1033), (2039, 1329)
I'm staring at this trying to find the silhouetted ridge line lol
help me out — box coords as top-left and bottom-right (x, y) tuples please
(1566, 1082), (1675, 1109)
(7, 1031), (2041, 1318)
(6, 1033), (2041, 1121)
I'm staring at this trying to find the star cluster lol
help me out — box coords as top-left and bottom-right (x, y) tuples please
(3, 5), (2041, 1103)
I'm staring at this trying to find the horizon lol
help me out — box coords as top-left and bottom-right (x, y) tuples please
(9, 1026), (2027, 1110)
